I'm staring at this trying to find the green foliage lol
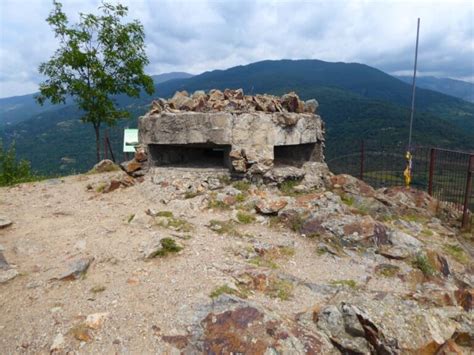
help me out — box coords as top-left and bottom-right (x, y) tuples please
(267, 279), (293, 300)
(443, 244), (469, 264)
(4, 59), (474, 176)
(330, 279), (358, 289)
(208, 220), (241, 237)
(236, 211), (256, 224)
(232, 180), (251, 192)
(36, 1), (154, 161)
(210, 284), (247, 299)
(0, 141), (36, 186)
(156, 211), (173, 218)
(412, 254), (436, 277)
(278, 179), (302, 196)
(153, 238), (183, 257)
(155, 215), (193, 232)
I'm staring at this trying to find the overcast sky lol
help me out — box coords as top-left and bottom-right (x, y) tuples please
(0, 0), (473, 98)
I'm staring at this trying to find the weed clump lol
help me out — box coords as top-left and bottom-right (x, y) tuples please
(155, 214), (193, 232)
(209, 220), (241, 237)
(412, 253), (436, 277)
(232, 180), (251, 192)
(330, 279), (358, 289)
(210, 284), (248, 299)
(156, 211), (173, 218)
(278, 179), (302, 196)
(236, 211), (256, 224)
(153, 238), (183, 257)
(443, 244), (469, 264)
(375, 264), (400, 277)
(267, 279), (293, 300)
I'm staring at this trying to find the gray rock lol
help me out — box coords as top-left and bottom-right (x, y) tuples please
(389, 230), (422, 250)
(0, 252), (10, 270)
(0, 269), (18, 284)
(55, 257), (94, 281)
(0, 216), (12, 229)
(304, 99), (319, 113)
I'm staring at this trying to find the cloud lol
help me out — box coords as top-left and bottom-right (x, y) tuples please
(0, 0), (473, 98)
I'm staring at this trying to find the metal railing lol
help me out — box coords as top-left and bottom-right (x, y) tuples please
(327, 141), (473, 229)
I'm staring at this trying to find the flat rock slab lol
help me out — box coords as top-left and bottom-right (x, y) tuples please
(0, 252), (10, 270)
(53, 257), (94, 281)
(0, 269), (18, 284)
(0, 216), (12, 229)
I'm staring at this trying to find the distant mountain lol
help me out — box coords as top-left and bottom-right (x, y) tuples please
(2, 59), (474, 175)
(396, 75), (474, 103)
(151, 72), (194, 84)
(0, 72), (193, 127)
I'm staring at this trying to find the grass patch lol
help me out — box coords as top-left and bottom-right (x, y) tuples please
(184, 191), (202, 199)
(232, 180), (251, 192)
(95, 182), (107, 193)
(412, 254), (436, 277)
(207, 193), (232, 210)
(443, 244), (469, 264)
(155, 215), (193, 232)
(267, 279), (293, 300)
(127, 214), (135, 223)
(248, 256), (279, 269)
(247, 246), (294, 269)
(421, 229), (434, 237)
(375, 264), (400, 277)
(341, 195), (355, 206)
(209, 220), (241, 237)
(278, 179), (301, 196)
(235, 193), (247, 203)
(90, 285), (106, 293)
(156, 211), (173, 218)
(330, 279), (358, 289)
(210, 284), (248, 299)
(152, 238), (183, 258)
(218, 175), (232, 185)
(401, 214), (428, 223)
(236, 211), (256, 224)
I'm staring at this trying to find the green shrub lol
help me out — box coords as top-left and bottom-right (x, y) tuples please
(236, 211), (256, 224)
(153, 238), (183, 257)
(412, 254), (436, 277)
(232, 180), (251, 192)
(0, 141), (36, 186)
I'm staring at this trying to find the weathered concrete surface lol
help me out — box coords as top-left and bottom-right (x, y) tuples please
(138, 90), (325, 175)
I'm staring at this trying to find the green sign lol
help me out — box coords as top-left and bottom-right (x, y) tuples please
(123, 129), (139, 153)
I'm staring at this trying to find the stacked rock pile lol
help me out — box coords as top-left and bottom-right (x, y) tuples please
(149, 89), (318, 115)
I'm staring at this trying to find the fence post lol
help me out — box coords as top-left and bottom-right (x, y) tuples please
(428, 148), (436, 196)
(461, 155), (474, 229)
(360, 140), (365, 181)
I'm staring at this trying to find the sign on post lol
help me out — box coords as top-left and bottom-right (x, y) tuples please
(123, 129), (139, 153)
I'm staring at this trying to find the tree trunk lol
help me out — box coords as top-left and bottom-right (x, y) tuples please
(94, 124), (101, 162)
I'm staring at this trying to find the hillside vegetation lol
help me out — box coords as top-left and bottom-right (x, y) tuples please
(1, 59), (473, 175)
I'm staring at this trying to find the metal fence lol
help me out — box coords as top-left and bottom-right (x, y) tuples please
(327, 141), (474, 229)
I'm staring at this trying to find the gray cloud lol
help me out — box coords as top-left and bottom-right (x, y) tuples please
(0, 0), (473, 98)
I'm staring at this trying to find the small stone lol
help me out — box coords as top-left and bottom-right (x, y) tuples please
(0, 252), (10, 270)
(90, 159), (119, 173)
(0, 269), (18, 284)
(0, 216), (12, 229)
(50, 333), (65, 351)
(85, 312), (108, 330)
(255, 198), (287, 215)
(56, 257), (94, 281)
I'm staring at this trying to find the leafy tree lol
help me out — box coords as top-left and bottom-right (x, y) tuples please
(36, 1), (154, 162)
(0, 141), (34, 186)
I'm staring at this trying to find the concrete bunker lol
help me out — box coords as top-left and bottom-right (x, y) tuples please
(138, 89), (326, 176)
(148, 143), (232, 168)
